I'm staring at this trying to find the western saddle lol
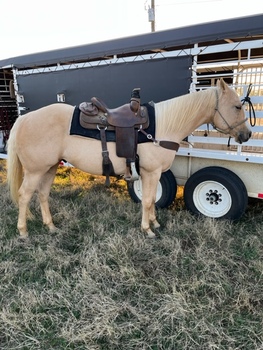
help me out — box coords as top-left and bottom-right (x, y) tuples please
(79, 88), (149, 185)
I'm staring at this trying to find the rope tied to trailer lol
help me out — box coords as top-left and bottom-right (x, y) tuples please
(241, 84), (256, 127)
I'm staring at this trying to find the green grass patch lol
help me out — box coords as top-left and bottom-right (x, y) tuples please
(1, 160), (263, 349)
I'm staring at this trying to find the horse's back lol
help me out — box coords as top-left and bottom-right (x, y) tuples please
(16, 103), (74, 133)
(23, 103), (74, 121)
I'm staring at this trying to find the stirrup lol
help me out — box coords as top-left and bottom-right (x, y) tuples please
(124, 162), (139, 182)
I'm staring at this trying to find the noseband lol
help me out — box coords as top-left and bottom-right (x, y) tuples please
(211, 89), (248, 134)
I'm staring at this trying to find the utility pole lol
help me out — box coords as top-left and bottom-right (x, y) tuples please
(148, 0), (155, 32)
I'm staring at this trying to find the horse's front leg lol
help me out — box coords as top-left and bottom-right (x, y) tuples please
(149, 203), (160, 229)
(140, 169), (161, 238)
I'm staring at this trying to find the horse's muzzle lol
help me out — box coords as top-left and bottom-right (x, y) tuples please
(236, 130), (252, 144)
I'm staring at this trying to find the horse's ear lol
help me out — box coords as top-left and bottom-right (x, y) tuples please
(217, 78), (227, 92)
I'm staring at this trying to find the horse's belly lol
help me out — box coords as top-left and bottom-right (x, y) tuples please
(62, 137), (127, 175)
(63, 138), (176, 175)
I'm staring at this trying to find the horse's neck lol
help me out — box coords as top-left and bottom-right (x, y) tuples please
(155, 89), (216, 141)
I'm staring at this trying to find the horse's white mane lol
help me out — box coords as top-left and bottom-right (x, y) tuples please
(154, 88), (217, 135)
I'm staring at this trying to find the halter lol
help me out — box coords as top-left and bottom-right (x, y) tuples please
(211, 89), (248, 134)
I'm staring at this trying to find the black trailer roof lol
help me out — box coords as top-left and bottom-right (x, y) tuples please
(1, 14), (263, 69)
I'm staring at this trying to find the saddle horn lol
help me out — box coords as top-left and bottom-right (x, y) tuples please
(130, 88), (141, 113)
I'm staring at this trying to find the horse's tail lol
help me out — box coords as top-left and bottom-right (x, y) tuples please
(7, 121), (23, 206)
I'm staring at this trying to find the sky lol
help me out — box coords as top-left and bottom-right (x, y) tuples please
(0, 0), (262, 60)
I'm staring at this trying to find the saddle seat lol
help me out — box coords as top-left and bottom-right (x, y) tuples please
(79, 96), (149, 130)
(78, 88), (149, 184)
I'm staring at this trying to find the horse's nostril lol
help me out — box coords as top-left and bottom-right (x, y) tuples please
(238, 131), (251, 144)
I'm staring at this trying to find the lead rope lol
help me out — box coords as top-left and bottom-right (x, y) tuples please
(241, 83), (256, 127)
(227, 84), (256, 147)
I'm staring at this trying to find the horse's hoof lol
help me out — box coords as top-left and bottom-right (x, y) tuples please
(18, 234), (29, 242)
(153, 221), (160, 229)
(147, 232), (156, 239)
(18, 229), (28, 238)
(141, 227), (156, 239)
(48, 224), (59, 233)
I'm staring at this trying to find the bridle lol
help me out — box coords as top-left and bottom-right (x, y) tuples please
(211, 88), (248, 134)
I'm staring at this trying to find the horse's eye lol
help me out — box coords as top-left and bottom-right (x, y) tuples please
(235, 105), (242, 110)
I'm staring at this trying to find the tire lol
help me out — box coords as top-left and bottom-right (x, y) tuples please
(184, 166), (248, 220)
(127, 170), (177, 208)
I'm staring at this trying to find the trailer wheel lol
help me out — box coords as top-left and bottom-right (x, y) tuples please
(127, 170), (177, 208)
(184, 166), (248, 220)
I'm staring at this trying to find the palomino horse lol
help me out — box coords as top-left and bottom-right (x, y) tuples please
(7, 79), (251, 238)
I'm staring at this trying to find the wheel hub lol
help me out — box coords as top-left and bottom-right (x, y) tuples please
(206, 189), (222, 205)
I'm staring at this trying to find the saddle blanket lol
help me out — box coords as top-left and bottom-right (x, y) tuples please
(69, 102), (156, 143)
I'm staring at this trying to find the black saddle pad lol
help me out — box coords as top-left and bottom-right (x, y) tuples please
(69, 102), (156, 143)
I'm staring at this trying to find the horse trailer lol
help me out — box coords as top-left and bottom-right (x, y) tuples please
(1, 14), (263, 220)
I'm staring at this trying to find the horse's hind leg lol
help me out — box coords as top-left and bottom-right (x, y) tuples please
(37, 164), (59, 233)
(17, 172), (43, 237)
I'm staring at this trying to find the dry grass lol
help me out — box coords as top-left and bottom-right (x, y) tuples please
(0, 159), (263, 349)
